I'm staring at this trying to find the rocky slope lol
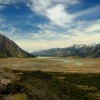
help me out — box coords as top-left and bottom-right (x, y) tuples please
(0, 34), (35, 58)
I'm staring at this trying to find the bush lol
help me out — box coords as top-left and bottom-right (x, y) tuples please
(1, 71), (100, 100)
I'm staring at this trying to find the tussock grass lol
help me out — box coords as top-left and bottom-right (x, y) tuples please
(0, 70), (100, 100)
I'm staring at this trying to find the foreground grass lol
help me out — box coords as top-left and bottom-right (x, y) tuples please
(0, 70), (100, 100)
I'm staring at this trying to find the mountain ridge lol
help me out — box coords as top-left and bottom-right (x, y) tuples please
(0, 33), (35, 58)
(32, 44), (100, 58)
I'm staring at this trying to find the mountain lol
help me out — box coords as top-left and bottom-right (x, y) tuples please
(0, 34), (35, 58)
(32, 44), (100, 58)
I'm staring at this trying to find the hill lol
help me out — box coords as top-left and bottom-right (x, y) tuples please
(0, 34), (35, 58)
(32, 44), (100, 58)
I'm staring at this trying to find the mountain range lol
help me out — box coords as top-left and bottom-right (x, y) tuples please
(0, 33), (100, 58)
(0, 34), (35, 58)
(32, 44), (100, 58)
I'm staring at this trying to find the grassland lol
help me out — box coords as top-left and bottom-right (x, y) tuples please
(0, 57), (100, 73)
(0, 57), (100, 100)
(0, 70), (100, 100)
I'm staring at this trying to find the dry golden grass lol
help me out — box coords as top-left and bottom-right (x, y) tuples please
(0, 57), (100, 73)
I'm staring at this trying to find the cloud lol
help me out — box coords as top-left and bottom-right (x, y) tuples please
(46, 4), (73, 26)
(15, 32), (100, 52)
(1, 21), (97, 52)
(32, 30), (67, 41)
(0, 0), (21, 4)
(28, 0), (100, 28)
(0, 0), (19, 11)
(85, 21), (100, 33)
(13, 19), (100, 52)
(9, 26), (16, 34)
(28, 0), (51, 14)
(0, 0), (100, 52)
(0, 15), (5, 23)
(75, 5), (100, 19)
(0, 5), (5, 10)
(52, 0), (79, 4)
(0, 0), (14, 4)
(28, 0), (79, 26)
(67, 20), (100, 34)
(0, 25), (16, 37)
(1, 24), (7, 28)
(0, 0), (10, 4)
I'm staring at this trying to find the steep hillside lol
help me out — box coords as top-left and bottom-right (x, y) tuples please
(0, 34), (35, 58)
(32, 44), (100, 58)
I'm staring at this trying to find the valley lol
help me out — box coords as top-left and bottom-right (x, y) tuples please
(0, 0), (100, 99)
(0, 57), (100, 73)
(0, 58), (100, 100)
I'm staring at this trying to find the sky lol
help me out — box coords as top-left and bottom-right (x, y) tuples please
(0, 0), (100, 52)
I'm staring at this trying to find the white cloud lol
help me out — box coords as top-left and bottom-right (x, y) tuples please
(75, 5), (100, 17)
(52, 0), (79, 5)
(28, 0), (51, 14)
(14, 18), (100, 52)
(85, 21), (100, 33)
(9, 26), (16, 34)
(0, 0), (12, 4)
(0, 0), (19, 4)
(68, 20), (100, 34)
(0, 15), (5, 23)
(32, 30), (67, 40)
(46, 4), (73, 26)
(0, 0), (99, 52)
(0, 25), (16, 36)
(15, 32), (100, 52)
(0, 0), (20, 11)
(28, 0), (100, 28)
(0, 0), (10, 4)
(12, 19), (100, 52)
(28, 0), (79, 26)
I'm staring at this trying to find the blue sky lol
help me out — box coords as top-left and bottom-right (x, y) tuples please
(0, 0), (100, 52)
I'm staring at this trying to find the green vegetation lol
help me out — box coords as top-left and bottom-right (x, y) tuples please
(0, 70), (100, 100)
